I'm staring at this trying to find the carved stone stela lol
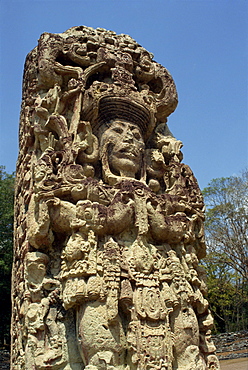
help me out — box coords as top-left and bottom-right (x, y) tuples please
(12, 26), (220, 370)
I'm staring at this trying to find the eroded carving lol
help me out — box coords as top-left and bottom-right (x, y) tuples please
(12, 26), (219, 370)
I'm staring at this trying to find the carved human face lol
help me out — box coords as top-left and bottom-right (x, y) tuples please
(101, 120), (145, 179)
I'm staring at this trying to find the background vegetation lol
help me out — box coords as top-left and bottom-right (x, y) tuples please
(0, 167), (247, 344)
(0, 166), (15, 345)
(202, 169), (248, 333)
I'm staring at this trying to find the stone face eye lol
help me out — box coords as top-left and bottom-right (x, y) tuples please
(129, 125), (141, 140)
(113, 126), (123, 134)
(133, 130), (141, 140)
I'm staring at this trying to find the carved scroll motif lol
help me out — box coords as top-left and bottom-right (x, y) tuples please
(12, 26), (219, 370)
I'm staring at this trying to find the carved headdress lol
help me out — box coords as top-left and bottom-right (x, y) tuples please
(23, 26), (178, 142)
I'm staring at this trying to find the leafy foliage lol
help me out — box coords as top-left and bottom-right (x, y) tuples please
(202, 252), (248, 332)
(0, 166), (15, 345)
(203, 170), (248, 280)
(202, 170), (248, 332)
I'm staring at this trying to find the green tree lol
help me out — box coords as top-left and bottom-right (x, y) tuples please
(202, 252), (247, 332)
(203, 170), (248, 281)
(0, 166), (15, 345)
(202, 170), (248, 332)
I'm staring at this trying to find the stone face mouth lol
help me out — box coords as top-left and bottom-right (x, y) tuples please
(120, 146), (137, 153)
(117, 145), (139, 158)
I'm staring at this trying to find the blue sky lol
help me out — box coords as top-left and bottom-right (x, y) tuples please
(0, 0), (247, 189)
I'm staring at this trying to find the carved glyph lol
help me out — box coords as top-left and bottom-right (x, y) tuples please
(12, 26), (219, 370)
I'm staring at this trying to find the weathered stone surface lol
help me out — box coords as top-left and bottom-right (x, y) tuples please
(12, 26), (219, 369)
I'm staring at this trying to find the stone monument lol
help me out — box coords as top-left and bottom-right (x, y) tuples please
(12, 26), (220, 370)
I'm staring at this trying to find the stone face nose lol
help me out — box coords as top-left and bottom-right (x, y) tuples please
(123, 129), (134, 143)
